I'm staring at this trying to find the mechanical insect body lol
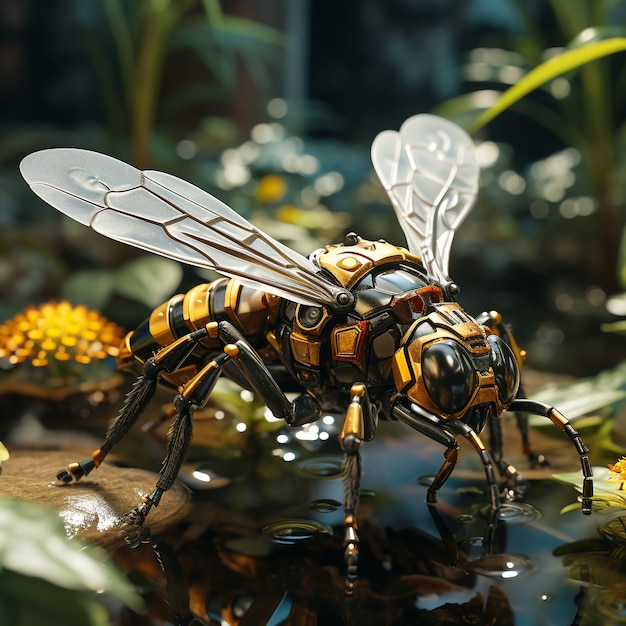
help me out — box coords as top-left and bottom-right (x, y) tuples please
(20, 115), (593, 583)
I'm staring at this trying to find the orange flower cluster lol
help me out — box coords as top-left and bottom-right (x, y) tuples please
(0, 301), (124, 368)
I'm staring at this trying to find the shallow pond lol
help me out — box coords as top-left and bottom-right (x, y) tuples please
(2, 392), (624, 626)
(101, 414), (623, 626)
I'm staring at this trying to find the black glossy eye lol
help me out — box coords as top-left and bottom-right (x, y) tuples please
(422, 340), (476, 414)
(488, 334), (520, 405)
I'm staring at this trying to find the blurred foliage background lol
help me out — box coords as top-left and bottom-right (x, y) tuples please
(2, 0), (626, 379)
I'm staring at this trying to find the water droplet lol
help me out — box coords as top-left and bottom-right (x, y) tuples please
(262, 519), (333, 544)
(310, 499), (341, 513)
(417, 474), (435, 486)
(179, 466), (231, 490)
(469, 553), (534, 579)
(294, 456), (344, 479)
(480, 501), (541, 524)
(461, 536), (488, 561)
(69, 168), (108, 192)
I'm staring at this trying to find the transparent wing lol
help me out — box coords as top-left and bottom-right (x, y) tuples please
(19, 148), (346, 308)
(371, 114), (479, 285)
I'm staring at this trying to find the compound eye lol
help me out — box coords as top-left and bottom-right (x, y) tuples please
(422, 340), (476, 414)
(487, 334), (520, 405)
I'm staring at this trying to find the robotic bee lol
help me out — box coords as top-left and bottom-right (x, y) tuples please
(20, 115), (592, 575)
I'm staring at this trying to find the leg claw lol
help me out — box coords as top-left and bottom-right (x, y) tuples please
(500, 475), (528, 501)
(56, 459), (96, 483)
(56, 468), (75, 484)
(123, 526), (152, 548)
(121, 502), (153, 547)
(122, 501), (152, 527)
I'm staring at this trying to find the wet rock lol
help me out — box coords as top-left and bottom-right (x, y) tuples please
(0, 450), (191, 549)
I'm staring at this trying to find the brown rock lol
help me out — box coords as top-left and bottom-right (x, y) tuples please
(0, 450), (191, 549)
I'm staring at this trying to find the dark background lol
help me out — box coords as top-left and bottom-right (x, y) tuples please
(1, 0), (625, 377)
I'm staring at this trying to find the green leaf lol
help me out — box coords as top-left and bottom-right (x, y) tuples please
(469, 37), (626, 133)
(560, 502), (585, 515)
(60, 270), (116, 310)
(601, 320), (626, 334)
(114, 255), (183, 308)
(552, 469), (588, 488)
(0, 571), (110, 626)
(433, 90), (501, 125)
(528, 359), (626, 423)
(0, 496), (141, 609)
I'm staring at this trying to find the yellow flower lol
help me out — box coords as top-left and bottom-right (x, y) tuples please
(255, 174), (288, 204)
(0, 301), (124, 369)
(607, 456), (626, 489)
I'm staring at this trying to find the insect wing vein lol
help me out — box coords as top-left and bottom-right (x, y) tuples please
(19, 148), (342, 307)
(98, 166), (339, 305)
(19, 148), (142, 226)
(139, 173), (340, 304)
(372, 114), (479, 282)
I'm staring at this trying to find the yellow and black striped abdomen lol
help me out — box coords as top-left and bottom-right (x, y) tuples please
(117, 277), (281, 382)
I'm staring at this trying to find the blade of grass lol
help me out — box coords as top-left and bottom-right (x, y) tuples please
(469, 37), (626, 134)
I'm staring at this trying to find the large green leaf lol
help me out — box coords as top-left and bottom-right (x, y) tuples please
(529, 359), (626, 425)
(60, 269), (117, 310)
(469, 37), (626, 133)
(0, 496), (141, 609)
(0, 571), (110, 626)
(61, 256), (182, 311)
(114, 255), (183, 308)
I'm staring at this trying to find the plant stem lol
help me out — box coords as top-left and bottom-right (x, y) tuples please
(132, 7), (170, 168)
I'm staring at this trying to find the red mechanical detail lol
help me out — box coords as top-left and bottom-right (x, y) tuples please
(390, 285), (444, 323)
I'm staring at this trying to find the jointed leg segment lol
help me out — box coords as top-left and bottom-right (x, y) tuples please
(402, 407), (500, 511)
(392, 401), (501, 554)
(510, 398), (593, 513)
(56, 327), (212, 485)
(339, 383), (376, 592)
(56, 320), (324, 542)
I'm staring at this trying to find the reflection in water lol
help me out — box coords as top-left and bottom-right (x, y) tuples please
(99, 415), (608, 626)
(483, 501), (542, 524)
(309, 498), (342, 513)
(262, 519), (333, 544)
(586, 591), (626, 625)
(294, 456), (344, 479)
(599, 514), (626, 543)
(468, 552), (535, 579)
(125, 523), (520, 626)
